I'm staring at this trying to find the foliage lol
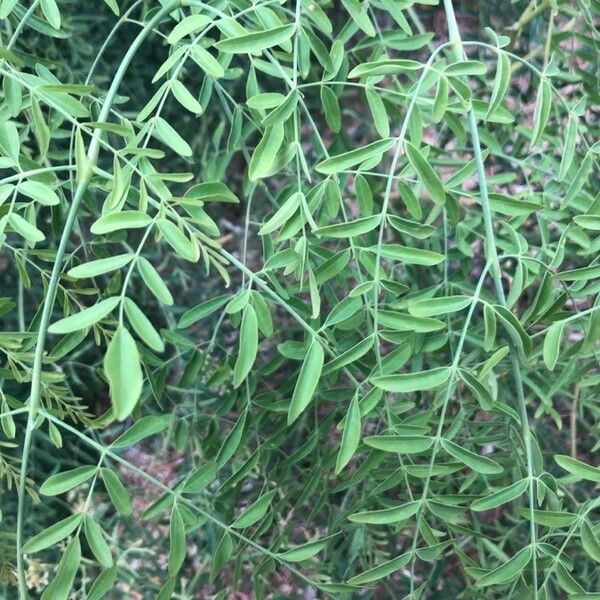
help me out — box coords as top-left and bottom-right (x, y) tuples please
(0, 0), (599, 598)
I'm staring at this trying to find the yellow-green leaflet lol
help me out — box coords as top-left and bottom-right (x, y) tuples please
(287, 340), (324, 424)
(40, 537), (80, 600)
(90, 210), (152, 234)
(231, 489), (277, 528)
(158, 219), (197, 262)
(22, 513), (82, 554)
(233, 305), (258, 387)
(404, 141), (445, 205)
(167, 14), (211, 44)
(531, 78), (551, 147)
(48, 297), (119, 334)
(440, 438), (503, 475)
(316, 139), (394, 174)
(554, 454), (600, 482)
(543, 321), (563, 371)
(408, 295), (471, 317)
(348, 500), (420, 524)
(124, 297), (164, 352)
(476, 546), (532, 587)
(168, 507), (186, 575)
(347, 552), (412, 585)
(364, 435), (434, 453)
(104, 326), (143, 421)
(335, 395), (361, 474)
(371, 366), (451, 392)
(84, 516), (113, 567)
(249, 123), (285, 181)
(216, 24), (295, 53)
(67, 253), (133, 279)
(100, 468), (132, 516)
(137, 257), (174, 305)
(8, 212), (45, 243)
(39, 465), (96, 496)
(470, 479), (529, 511)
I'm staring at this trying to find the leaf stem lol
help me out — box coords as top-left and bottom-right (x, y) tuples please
(15, 4), (181, 596)
(442, 1), (539, 595)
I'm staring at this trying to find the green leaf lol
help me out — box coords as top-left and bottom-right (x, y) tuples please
(87, 567), (117, 600)
(100, 468), (132, 516)
(152, 116), (192, 157)
(531, 78), (552, 147)
(574, 215), (600, 230)
(371, 366), (451, 392)
(233, 305), (258, 387)
(558, 114), (577, 181)
(348, 59), (422, 78)
(22, 513), (82, 554)
(190, 46), (224, 79)
(440, 438), (503, 475)
(316, 139), (394, 174)
(216, 24), (295, 53)
(172, 80), (204, 114)
(521, 509), (578, 528)
(320, 85), (341, 132)
(178, 294), (230, 328)
(40, 465), (96, 496)
(445, 60), (487, 76)
(182, 461), (218, 493)
(137, 257), (174, 305)
(288, 340), (324, 424)
(105, 326), (143, 421)
(476, 546), (532, 587)
(363, 435), (434, 453)
(374, 244), (445, 266)
(554, 455), (600, 482)
(48, 297), (119, 334)
(335, 396), (361, 474)
(408, 295), (471, 317)
(67, 254), (133, 279)
(561, 153), (593, 209)
(348, 500), (420, 524)
(124, 297), (164, 352)
(347, 552), (411, 586)
(470, 479), (529, 512)
(90, 210), (152, 235)
(210, 532), (233, 581)
(231, 489), (276, 528)
(8, 213), (45, 243)
(543, 321), (563, 371)
(404, 141), (445, 205)
(314, 215), (381, 238)
(168, 507), (186, 575)
(19, 180), (60, 206)
(84, 516), (113, 567)
(40, 537), (80, 600)
(40, 0), (60, 29)
(158, 218), (197, 261)
(249, 123), (285, 181)
(487, 52), (510, 119)
(167, 14), (212, 44)
(277, 537), (331, 562)
(259, 192), (301, 235)
(581, 519), (600, 563)
(376, 310), (445, 333)
(112, 415), (172, 448)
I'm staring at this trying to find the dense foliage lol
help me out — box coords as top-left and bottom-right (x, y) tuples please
(0, 0), (599, 598)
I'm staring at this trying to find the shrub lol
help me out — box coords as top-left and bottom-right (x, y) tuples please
(0, 0), (599, 598)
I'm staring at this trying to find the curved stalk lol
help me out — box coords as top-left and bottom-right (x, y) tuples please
(442, 1), (539, 596)
(15, 3), (180, 596)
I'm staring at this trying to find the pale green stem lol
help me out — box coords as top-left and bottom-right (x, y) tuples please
(15, 4), (180, 596)
(442, 1), (539, 595)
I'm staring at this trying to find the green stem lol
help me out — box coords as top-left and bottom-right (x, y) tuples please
(442, 1), (539, 595)
(15, 4), (180, 597)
